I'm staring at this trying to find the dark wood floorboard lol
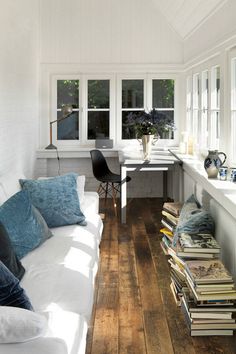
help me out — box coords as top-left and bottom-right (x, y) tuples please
(86, 198), (236, 354)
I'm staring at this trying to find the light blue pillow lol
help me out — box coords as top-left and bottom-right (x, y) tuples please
(0, 191), (53, 259)
(173, 194), (215, 246)
(19, 173), (86, 228)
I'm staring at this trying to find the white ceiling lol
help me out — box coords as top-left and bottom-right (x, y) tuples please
(151, 0), (228, 39)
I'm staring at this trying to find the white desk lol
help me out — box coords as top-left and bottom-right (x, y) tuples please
(119, 148), (182, 223)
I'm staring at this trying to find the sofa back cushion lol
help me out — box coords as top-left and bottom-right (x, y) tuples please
(20, 173), (86, 228)
(0, 191), (53, 259)
(0, 223), (25, 280)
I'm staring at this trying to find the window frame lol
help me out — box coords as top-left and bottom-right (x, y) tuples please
(117, 73), (178, 147)
(52, 74), (82, 148)
(209, 65), (220, 150)
(51, 74), (115, 148)
(230, 55), (236, 165)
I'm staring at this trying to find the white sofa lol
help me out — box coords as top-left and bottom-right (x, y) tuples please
(0, 172), (103, 354)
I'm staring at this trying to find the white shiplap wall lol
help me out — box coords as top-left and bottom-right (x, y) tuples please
(39, 0), (183, 64)
(184, 0), (236, 63)
(0, 0), (39, 178)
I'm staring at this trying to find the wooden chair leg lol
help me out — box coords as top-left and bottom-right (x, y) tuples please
(105, 182), (108, 204)
(111, 183), (117, 217)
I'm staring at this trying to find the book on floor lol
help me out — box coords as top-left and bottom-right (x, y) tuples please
(185, 259), (233, 284)
(162, 210), (179, 226)
(178, 233), (220, 253)
(163, 201), (183, 217)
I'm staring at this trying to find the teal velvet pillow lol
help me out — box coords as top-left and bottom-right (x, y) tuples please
(0, 191), (53, 259)
(173, 195), (215, 246)
(19, 173), (86, 228)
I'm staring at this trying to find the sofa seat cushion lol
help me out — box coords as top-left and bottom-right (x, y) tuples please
(21, 224), (100, 270)
(20, 263), (95, 319)
(43, 309), (88, 354)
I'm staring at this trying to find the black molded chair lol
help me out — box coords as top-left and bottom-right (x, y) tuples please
(90, 149), (131, 215)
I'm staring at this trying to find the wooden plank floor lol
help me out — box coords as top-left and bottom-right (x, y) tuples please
(86, 198), (236, 354)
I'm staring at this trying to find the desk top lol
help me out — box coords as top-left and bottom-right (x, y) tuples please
(118, 147), (180, 165)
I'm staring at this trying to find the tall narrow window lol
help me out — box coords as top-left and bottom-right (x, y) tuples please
(192, 73), (200, 141)
(231, 59), (236, 163)
(210, 66), (220, 149)
(186, 76), (192, 133)
(201, 70), (209, 149)
(87, 80), (110, 139)
(122, 79), (144, 139)
(152, 79), (175, 139)
(57, 80), (79, 140)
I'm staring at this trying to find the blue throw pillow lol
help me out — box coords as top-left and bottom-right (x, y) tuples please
(0, 191), (53, 259)
(0, 261), (33, 310)
(19, 173), (86, 228)
(173, 194), (215, 246)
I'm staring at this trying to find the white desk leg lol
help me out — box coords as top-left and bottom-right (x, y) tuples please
(121, 165), (127, 224)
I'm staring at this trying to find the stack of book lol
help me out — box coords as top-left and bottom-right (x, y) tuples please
(182, 259), (236, 336)
(161, 201), (182, 233)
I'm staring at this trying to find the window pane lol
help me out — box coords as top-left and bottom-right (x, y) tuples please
(152, 79), (174, 108)
(57, 80), (79, 108)
(193, 74), (199, 109)
(57, 111), (79, 140)
(122, 80), (144, 108)
(122, 110), (144, 139)
(156, 110), (174, 139)
(88, 111), (109, 139)
(88, 80), (109, 109)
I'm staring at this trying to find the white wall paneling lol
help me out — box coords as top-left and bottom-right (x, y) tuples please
(0, 0), (40, 178)
(39, 0), (183, 65)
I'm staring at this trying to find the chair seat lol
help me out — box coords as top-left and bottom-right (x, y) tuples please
(98, 173), (131, 184)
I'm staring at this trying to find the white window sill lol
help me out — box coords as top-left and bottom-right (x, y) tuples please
(171, 150), (236, 220)
(36, 148), (119, 159)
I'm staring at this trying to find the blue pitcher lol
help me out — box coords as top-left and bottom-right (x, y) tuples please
(204, 150), (227, 178)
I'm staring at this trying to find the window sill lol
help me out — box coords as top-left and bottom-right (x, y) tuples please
(36, 148), (119, 159)
(171, 150), (236, 220)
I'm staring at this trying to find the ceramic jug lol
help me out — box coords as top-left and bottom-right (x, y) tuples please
(204, 150), (227, 178)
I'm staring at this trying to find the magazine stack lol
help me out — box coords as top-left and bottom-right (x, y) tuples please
(182, 259), (236, 336)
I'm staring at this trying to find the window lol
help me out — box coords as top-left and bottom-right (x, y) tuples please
(210, 66), (220, 149)
(152, 79), (175, 139)
(51, 73), (176, 147)
(231, 58), (236, 163)
(57, 80), (80, 140)
(200, 70), (209, 149)
(121, 79), (145, 139)
(87, 80), (110, 139)
(186, 76), (192, 132)
(120, 77), (175, 140)
(192, 73), (200, 141)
